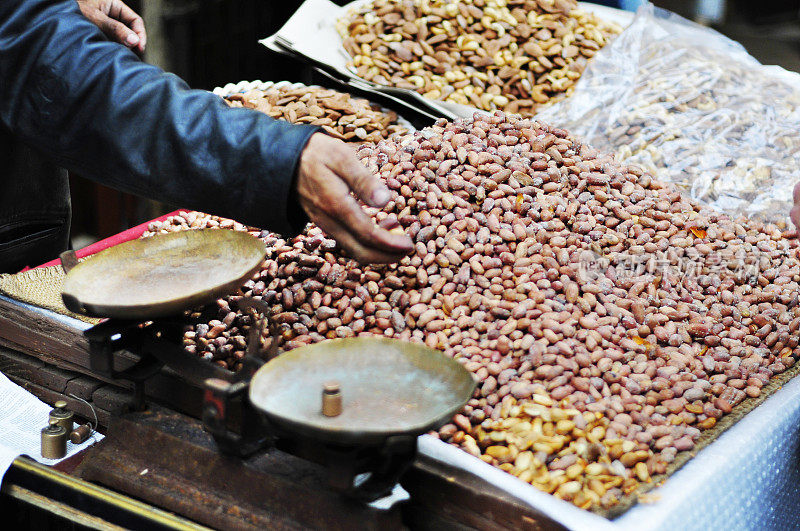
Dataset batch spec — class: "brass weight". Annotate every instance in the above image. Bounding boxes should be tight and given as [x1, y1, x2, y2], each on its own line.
[70, 423, 92, 444]
[322, 382, 342, 417]
[49, 400, 74, 433]
[41, 419, 67, 459]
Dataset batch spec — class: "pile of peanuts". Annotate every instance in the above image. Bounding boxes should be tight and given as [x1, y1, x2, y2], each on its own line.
[338, 0, 621, 115]
[225, 86, 408, 143]
[145, 112, 800, 511]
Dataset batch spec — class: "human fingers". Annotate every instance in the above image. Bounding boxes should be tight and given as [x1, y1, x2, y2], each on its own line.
[316, 134, 392, 209]
[92, 10, 141, 49]
[296, 135, 413, 257]
[304, 206, 409, 264]
[108, 0, 147, 52]
[298, 161, 412, 255]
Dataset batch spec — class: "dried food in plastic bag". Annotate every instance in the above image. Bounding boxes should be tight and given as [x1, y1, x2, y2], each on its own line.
[535, 2, 800, 223]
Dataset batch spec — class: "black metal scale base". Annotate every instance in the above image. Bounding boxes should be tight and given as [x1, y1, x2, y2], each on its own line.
[84, 314, 417, 504]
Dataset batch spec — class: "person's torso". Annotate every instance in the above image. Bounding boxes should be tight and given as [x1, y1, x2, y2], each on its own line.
[0, 125, 71, 273]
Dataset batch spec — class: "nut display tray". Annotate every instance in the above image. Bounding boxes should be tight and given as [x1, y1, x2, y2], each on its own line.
[260, 0, 633, 119]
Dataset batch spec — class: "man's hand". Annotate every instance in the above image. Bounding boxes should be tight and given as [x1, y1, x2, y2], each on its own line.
[77, 0, 146, 54]
[296, 133, 414, 264]
[792, 183, 800, 230]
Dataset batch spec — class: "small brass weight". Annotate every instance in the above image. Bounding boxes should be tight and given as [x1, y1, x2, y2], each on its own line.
[70, 423, 93, 444]
[41, 419, 67, 459]
[49, 400, 74, 433]
[322, 382, 342, 417]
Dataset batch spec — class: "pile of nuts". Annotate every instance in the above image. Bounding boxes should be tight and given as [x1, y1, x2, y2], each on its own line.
[452, 393, 657, 509]
[535, 20, 800, 223]
[225, 85, 408, 143]
[338, 0, 621, 115]
[146, 112, 800, 511]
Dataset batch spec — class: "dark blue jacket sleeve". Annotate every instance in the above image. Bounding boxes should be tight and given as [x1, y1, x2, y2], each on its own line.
[0, 0, 317, 235]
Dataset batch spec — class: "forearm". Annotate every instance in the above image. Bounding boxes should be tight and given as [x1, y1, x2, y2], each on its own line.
[0, 0, 316, 235]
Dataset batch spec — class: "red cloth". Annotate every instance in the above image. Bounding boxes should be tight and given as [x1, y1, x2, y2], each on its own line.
[30, 210, 186, 270]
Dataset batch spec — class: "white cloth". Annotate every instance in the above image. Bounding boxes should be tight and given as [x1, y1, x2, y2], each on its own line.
[0, 371, 102, 484]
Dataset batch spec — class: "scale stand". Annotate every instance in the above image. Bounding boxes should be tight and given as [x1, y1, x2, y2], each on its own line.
[202, 371, 417, 503]
[81, 295, 277, 451]
[84, 316, 235, 412]
[85, 319, 168, 412]
[201, 299, 416, 503]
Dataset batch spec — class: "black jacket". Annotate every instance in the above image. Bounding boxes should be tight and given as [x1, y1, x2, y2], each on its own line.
[0, 0, 317, 272]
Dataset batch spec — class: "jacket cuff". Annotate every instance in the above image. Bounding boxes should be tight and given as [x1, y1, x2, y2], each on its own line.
[249, 121, 319, 237]
[286, 171, 310, 237]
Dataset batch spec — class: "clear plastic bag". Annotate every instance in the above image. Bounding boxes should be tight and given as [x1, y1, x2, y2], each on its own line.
[535, 2, 800, 223]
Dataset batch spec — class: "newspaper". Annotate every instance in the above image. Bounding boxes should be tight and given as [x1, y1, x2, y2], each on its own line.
[0, 371, 102, 484]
